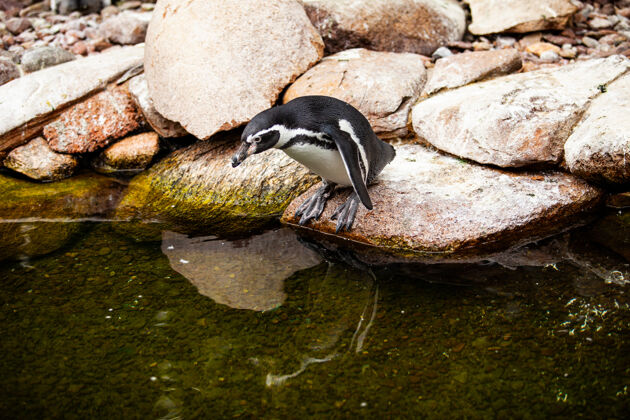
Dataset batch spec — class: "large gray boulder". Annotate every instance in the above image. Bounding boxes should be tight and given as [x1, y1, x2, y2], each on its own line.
[144, 0, 324, 140]
[564, 73, 630, 185]
[282, 144, 603, 262]
[412, 56, 630, 168]
[284, 48, 426, 138]
[116, 132, 320, 235]
[303, 0, 466, 55]
[0, 45, 144, 160]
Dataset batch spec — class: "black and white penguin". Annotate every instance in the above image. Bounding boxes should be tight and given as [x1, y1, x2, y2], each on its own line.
[231, 95, 396, 232]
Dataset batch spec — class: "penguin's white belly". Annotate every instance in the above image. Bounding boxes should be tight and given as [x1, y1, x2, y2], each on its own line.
[282, 144, 352, 186]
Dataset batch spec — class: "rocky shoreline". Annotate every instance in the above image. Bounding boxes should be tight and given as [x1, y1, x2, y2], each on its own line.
[1, 0, 629, 263]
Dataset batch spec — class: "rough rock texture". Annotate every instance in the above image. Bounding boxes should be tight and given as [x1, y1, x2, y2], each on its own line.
[303, 0, 466, 56]
[162, 229, 322, 311]
[282, 144, 603, 261]
[92, 131, 159, 174]
[0, 56, 20, 86]
[128, 74, 188, 138]
[20, 46, 76, 73]
[284, 48, 426, 138]
[564, 73, 630, 185]
[0, 45, 144, 160]
[4, 136, 79, 181]
[44, 83, 145, 154]
[412, 56, 630, 168]
[99, 11, 150, 45]
[467, 0, 578, 35]
[145, 0, 324, 139]
[116, 132, 320, 235]
[422, 49, 522, 96]
[0, 172, 125, 220]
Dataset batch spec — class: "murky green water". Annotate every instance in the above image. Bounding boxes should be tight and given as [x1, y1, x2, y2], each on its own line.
[1, 218, 629, 419]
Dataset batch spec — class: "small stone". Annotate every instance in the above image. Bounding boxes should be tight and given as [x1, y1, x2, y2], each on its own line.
[119, 1, 142, 10]
[582, 36, 600, 49]
[100, 5, 120, 20]
[98, 247, 111, 256]
[100, 12, 149, 45]
[558, 44, 577, 59]
[140, 3, 155, 12]
[4, 137, 79, 181]
[21, 46, 75, 72]
[539, 50, 560, 62]
[92, 132, 160, 174]
[525, 41, 561, 57]
[5, 17, 31, 35]
[589, 17, 614, 30]
[472, 41, 492, 51]
[0, 56, 19, 86]
[90, 37, 113, 52]
[495, 37, 516, 48]
[70, 40, 87, 55]
[432, 46, 453, 60]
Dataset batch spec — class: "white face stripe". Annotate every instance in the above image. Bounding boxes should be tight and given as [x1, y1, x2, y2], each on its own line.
[247, 124, 330, 148]
[339, 119, 369, 181]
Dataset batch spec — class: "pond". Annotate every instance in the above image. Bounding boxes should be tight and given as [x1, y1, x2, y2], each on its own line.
[1, 188, 629, 418]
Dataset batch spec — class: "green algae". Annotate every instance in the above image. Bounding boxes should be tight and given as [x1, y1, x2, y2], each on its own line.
[0, 222, 628, 418]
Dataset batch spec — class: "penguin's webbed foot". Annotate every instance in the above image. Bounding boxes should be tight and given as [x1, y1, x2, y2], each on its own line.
[331, 192, 360, 233]
[295, 182, 336, 226]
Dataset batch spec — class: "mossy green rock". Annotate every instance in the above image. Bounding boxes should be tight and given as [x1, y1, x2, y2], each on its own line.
[0, 172, 125, 220]
[115, 134, 319, 235]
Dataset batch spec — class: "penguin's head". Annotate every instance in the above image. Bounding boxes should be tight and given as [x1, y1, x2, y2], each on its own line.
[231, 111, 281, 168]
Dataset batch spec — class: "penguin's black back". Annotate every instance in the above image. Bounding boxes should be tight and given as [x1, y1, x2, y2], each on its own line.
[276, 96, 396, 181]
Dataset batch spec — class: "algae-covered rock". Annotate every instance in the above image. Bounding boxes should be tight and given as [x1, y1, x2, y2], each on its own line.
[116, 133, 320, 235]
[0, 172, 125, 220]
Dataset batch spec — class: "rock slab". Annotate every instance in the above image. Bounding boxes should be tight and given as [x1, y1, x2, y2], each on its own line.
[564, 73, 630, 185]
[44, 83, 145, 154]
[92, 131, 159, 174]
[303, 0, 466, 56]
[0, 45, 144, 160]
[4, 136, 79, 181]
[284, 48, 426, 138]
[128, 74, 188, 138]
[116, 132, 320, 235]
[145, 0, 324, 139]
[422, 49, 522, 96]
[467, 0, 578, 35]
[412, 56, 630, 168]
[282, 144, 603, 261]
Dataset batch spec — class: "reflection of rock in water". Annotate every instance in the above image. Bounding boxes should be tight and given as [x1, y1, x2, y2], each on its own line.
[0, 222, 83, 262]
[265, 263, 378, 386]
[161, 228, 323, 311]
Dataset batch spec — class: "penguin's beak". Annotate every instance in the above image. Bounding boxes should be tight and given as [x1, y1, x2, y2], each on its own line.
[231, 142, 251, 167]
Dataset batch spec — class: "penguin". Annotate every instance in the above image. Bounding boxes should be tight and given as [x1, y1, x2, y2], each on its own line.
[231, 95, 396, 233]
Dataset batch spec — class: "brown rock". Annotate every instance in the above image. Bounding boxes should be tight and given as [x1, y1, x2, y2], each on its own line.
[284, 48, 426, 138]
[0, 56, 19, 85]
[145, 0, 324, 140]
[4, 136, 79, 181]
[92, 131, 159, 174]
[468, 0, 577, 35]
[525, 42, 562, 57]
[282, 144, 603, 262]
[44, 83, 145, 154]
[5, 17, 30, 35]
[127, 74, 188, 138]
[422, 49, 522, 96]
[303, 0, 466, 56]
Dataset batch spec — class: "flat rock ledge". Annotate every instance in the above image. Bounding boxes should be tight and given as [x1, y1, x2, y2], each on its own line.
[412, 55, 630, 168]
[284, 48, 426, 138]
[116, 132, 320, 235]
[282, 144, 603, 262]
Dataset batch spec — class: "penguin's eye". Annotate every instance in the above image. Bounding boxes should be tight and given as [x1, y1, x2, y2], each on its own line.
[253, 136, 262, 143]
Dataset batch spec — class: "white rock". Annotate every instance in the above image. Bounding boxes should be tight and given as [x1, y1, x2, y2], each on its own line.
[564, 73, 630, 185]
[144, 0, 324, 139]
[412, 56, 630, 168]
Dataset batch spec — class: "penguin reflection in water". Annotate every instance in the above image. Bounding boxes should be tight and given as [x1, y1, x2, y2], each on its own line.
[231, 96, 395, 232]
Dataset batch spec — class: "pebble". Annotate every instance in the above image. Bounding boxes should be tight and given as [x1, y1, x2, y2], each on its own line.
[432, 46, 452, 60]
[539, 50, 560, 62]
[6, 17, 31, 35]
[582, 36, 600, 48]
[589, 17, 614, 30]
[495, 36, 516, 48]
[525, 41, 561, 57]
[472, 41, 492, 51]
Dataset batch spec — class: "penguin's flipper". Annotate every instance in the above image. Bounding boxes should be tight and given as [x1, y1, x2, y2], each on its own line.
[323, 125, 373, 210]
